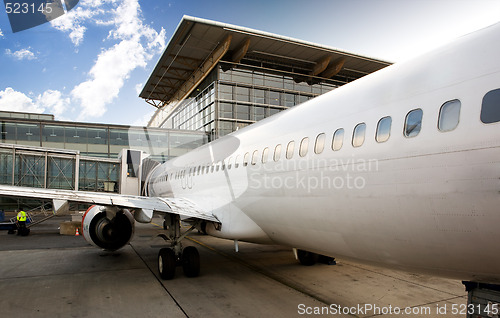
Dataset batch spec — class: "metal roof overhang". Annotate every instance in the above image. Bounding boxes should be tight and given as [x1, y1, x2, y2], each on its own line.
[139, 16, 392, 108]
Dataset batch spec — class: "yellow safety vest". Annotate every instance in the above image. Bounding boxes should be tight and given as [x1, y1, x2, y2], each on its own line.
[17, 211, 26, 222]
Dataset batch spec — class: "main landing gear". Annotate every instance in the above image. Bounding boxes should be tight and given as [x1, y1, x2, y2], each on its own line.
[157, 214, 200, 280]
[295, 249, 337, 266]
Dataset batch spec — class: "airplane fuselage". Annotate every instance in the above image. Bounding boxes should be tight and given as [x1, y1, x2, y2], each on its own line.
[147, 23, 500, 284]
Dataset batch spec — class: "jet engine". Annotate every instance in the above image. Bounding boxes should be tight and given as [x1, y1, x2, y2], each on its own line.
[82, 205, 135, 251]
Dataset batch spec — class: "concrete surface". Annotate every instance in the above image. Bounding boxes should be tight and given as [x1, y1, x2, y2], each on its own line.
[59, 221, 82, 235]
[0, 216, 467, 317]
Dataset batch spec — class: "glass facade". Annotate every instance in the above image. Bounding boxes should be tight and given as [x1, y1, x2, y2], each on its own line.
[0, 117, 207, 162]
[0, 111, 54, 121]
[0, 113, 208, 194]
[0, 147, 119, 193]
[166, 62, 338, 139]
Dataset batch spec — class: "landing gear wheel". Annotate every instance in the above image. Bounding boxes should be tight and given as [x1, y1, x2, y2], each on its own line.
[182, 246, 200, 277]
[297, 249, 318, 266]
[158, 248, 176, 280]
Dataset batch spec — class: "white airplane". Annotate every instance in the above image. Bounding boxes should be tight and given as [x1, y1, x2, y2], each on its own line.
[1, 22, 500, 293]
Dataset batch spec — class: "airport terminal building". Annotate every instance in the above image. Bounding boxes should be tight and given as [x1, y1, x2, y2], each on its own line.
[0, 111, 206, 196]
[0, 16, 390, 197]
[141, 16, 391, 140]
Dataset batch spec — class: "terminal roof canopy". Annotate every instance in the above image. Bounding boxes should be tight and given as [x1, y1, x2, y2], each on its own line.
[140, 15, 392, 107]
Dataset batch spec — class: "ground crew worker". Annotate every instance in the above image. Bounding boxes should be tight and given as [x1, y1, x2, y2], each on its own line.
[16, 210, 27, 235]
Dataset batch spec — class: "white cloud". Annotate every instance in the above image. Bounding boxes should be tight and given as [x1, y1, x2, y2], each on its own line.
[72, 39, 148, 118]
[11, 0, 169, 121]
[0, 88, 70, 119]
[0, 88, 44, 113]
[0, 29, 3, 37]
[50, 4, 103, 46]
[37, 90, 70, 118]
[135, 83, 143, 95]
[5, 48, 37, 60]
[131, 109, 154, 127]
[68, 0, 166, 120]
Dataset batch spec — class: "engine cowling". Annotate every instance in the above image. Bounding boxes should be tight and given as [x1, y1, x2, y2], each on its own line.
[82, 205, 135, 251]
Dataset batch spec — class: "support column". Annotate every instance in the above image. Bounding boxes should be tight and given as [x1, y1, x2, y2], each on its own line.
[74, 153, 80, 191]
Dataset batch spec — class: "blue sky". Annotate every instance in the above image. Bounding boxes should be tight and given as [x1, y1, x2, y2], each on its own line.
[0, 0, 499, 126]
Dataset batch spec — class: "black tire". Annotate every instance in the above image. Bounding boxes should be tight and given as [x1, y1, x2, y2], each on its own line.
[182, 246, 200, 277]
[158, 248, 176, 280]
[297, 249, 318, 266]
[318, 255, 336, 265]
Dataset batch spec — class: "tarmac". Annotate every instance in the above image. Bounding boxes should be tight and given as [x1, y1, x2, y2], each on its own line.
[0, 216, 467, 318]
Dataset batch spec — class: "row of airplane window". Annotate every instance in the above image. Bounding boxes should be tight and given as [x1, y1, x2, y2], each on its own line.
[154, 88, 500, 184]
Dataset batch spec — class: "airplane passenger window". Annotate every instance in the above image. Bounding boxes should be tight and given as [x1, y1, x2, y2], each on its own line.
[286, 141, 295, 159]
[227, 157, 232, 169]
[274, 144, 282, 161]
[251, 150, 259, 165]
[314, 133, 326, 154]
[235, 155, 240, 168]
[352, 123, 366, 147]
[332, 128, 344, 151]
[376, 116, 392, 143]
[299, 137, 309, 157]
[439, 100, 461, 131]
[243, 152, 250, 166]
[481, 89, 500, 123]
[404, 109, 423, 137]
[262, 147, 269, 163]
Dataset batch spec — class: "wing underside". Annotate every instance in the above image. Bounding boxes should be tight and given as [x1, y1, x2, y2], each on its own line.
[0, 185, 219, 223]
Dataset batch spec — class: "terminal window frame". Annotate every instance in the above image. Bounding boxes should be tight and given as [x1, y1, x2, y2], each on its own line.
[480, 88, 500, 124]
[438, 99, 461, 132]
[404, 108, 423, 138]
[376, 116, 392, 143]
[352, 123, 366, 148]
[332, 128, 344, 151]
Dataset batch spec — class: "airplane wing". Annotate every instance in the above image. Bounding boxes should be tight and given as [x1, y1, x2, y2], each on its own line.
[0, 185, 219, 223]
